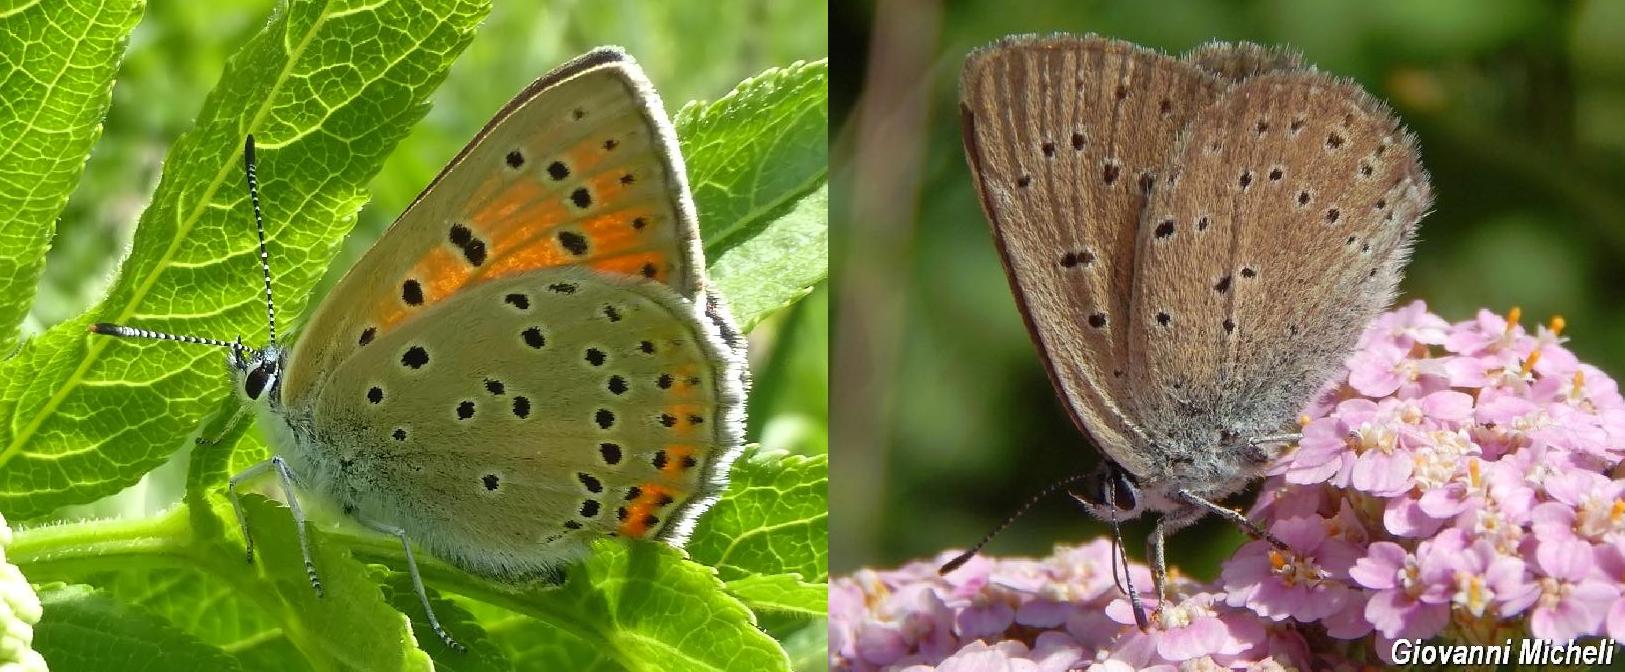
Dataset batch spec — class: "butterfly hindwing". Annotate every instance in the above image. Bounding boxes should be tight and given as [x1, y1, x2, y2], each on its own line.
[1126, 72, 1429, 447]
[309, 268, 742, 579]
[284, 48, 701, 406]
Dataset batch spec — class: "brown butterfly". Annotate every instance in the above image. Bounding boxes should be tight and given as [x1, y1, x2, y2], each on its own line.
[951, 34, 1429, 625]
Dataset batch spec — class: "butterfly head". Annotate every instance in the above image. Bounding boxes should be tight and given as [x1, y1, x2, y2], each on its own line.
[1070, 460, 1144, 521]
[229, 340, 285, 405]
[89, 135, 288, 408]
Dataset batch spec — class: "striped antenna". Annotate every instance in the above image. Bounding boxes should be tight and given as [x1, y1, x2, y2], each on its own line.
[244, 135, 277, 346]
[88, 323, 249, 354]
[938, 472, 1089, 574]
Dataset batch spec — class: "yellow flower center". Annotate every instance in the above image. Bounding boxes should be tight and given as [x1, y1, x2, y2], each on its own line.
[1454, 571, 1492, 617]
[1269, 550, 1325, 588]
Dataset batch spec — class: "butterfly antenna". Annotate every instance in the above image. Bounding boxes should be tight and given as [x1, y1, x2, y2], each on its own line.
[243, 135, 277, 346]
[88, 323, 250, 355]
[939, 473, 1089, 574]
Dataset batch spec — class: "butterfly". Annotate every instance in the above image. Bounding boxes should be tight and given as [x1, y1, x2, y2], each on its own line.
[952, 34, 1429, 625]
[91, 47, 748, 650]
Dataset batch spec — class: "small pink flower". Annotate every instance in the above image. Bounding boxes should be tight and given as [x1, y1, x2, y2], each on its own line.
[1348, 420, 1412, 496]
[1347, 341, 1410, 397]
[1274, 417, 1347, 485]
[864, 583, 958, 665]
[1594, 539, 1625, 643]
[1526, 537, 1620, 641]
[925, 640, 1040, 672]
[1443, 533, 1537, 618]
[1349, 540, 1452, 638]
[1103, 592, 1265, 662]
[953, 593, 1015, 639]
[1443, 308, 1519, 356]
[1044, 540, 1120, 601]
[1531, 471, 1625, 543]
[1221, 516, 1362, 623]
[1362, 300, 1450, 349]
[1382, 494, 1445, 538]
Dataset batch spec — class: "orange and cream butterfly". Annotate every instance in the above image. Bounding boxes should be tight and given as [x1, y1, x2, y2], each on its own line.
[90, 47, 747, 650]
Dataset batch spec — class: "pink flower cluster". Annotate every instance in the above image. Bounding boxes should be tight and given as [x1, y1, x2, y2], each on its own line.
[830, 303, 1625, 670]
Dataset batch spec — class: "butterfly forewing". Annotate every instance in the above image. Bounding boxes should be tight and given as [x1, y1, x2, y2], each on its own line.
[310, 268, 739, 579]
[284, 50, 701, 406]
[960, 35, 1225, 474]
[1182, 41, 1304, 83]
[1126, 72, 1429, 445]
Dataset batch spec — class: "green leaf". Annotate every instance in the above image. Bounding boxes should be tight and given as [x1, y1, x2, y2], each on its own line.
[779, 620, 829, 672]
[680, 59, 829, 329]
[372, 569, 509, 671]
[184, 391, 258, 537]
[747, 285, 829, 456]
[689, 449, 828, 583]
[470, 540, 788, 672]
[0, 0, 490, 520]
[84, 566, 309, 671]
[34, 583, 245, 671]
[0, 0, 145, 354]
[475, 602, 622, 672]
[723, 574, 826, 619]
[711, 186, 829, 332]
[240, 495, 432, 671]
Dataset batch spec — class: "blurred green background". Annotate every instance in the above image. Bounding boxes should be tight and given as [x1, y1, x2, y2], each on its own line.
[31, 0, 829, 517]
[830, 0, 1625, 578]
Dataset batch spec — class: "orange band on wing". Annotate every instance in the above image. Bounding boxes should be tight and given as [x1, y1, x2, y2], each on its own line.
[660, 444, 697, 476]
[482, 237, 573, 277]
[417, 247, 471, 300]
[666, 363, 703, 396]
[578, 207, 655, 255]
[589, 251, 667, 283]
[470, 178, 547, 230]
[661, 404, 709, 438]
[618, 482, 683, 537]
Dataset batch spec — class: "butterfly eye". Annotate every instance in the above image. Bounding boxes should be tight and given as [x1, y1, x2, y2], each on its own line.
[243, 363, 273, 400]
[1109, 472, 1139, 512]
[1076, 463, 1139, 512]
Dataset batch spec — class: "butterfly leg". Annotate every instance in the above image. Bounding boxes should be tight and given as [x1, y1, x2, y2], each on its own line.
[194, 403, 248, 447]
[1175, 490, 1290, 551]
[1145, 506, 1205, 613]
[1248, 433, 1301, 447]
[1146, 521, 1168, 611]
[228, 456, 324, 597]
[357, 517, 466, 652]
[227, 459, 274, 564]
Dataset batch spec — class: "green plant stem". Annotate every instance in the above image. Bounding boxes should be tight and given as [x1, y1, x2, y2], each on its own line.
[9, 502, 640, 669]
[13, 504, 348, 662]
[10, 506, 194, 576]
